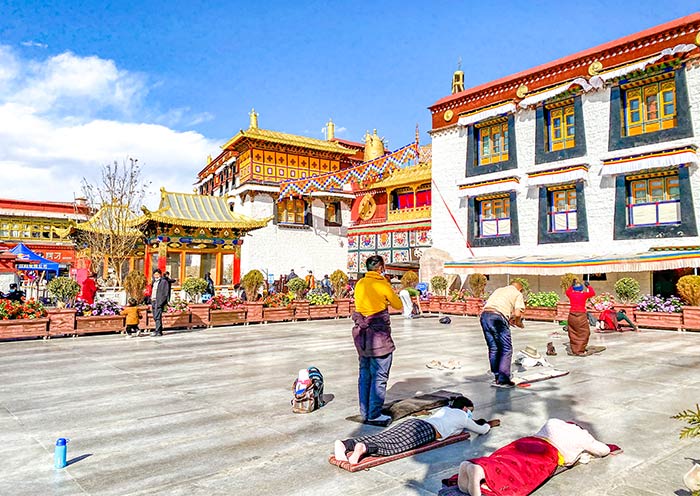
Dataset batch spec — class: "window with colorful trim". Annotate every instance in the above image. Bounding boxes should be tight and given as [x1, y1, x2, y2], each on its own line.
[546, 102, 575, 151]
[325, 201, 342, 226]
[415, 184, 431, 207]
[548, 186, 577, 232]
[277, 198, 308, 225]
[390, 187, 415, 210]
[477, 195, 511, 237]
[623, 76, 676, 137]
[477, 119, 509, 166]
[626, 172, 680, 226]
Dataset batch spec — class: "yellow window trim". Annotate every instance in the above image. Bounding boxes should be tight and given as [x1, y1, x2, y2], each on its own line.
[627, 169, 679, 180]
[620, 71, 674, 90]
[475, 192, 510, 201]
[474, 116, 508, 129]
[545, 97, 575, 110]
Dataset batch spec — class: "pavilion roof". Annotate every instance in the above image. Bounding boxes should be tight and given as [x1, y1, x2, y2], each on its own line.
[69, 203, 143, 236]
[138, 189, 271, 230]
[222, 127, 357, 155]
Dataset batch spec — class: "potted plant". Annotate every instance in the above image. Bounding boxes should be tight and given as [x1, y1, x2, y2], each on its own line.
[678, 275, 700, 330]
[330, 270, 352, 317]
[208, 294, 246, 327]
[466, 273, 487, 316]
[182, 277, 210, 328]
[307, 289, 337, 319]
[635, 294, 683, 330]
[46, 277, 80, 334]
[287, 277, 310, 320]
[556, 273, 577, 319]
[524, 291, 559, 321]
[587, 292, 618, 323]
[242, 269, 265, 323]
[0, 299, 49, 340]
[74, 299, 125, 336]
[123, 271, 147, 303]
[262, 292, 294, 322]
[430, 275, 448, 312]
[161, 296, 192, 329]
[441, 289, 468, 315]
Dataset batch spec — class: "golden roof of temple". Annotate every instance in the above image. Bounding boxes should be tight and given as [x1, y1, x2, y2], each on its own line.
[368, 145, 432, 189]
[138, 189, 271, 230]
[68, 203, 143, 236]
[222, 127, 357, 155]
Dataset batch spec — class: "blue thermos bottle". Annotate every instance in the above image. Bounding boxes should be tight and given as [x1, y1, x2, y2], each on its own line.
[54, 438, 68, 468]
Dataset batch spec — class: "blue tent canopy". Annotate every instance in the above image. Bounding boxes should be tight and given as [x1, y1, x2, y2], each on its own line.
[10, 243, 60, 274]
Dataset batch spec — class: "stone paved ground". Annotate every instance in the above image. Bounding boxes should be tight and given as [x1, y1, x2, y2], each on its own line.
[0, 315, 698, 495]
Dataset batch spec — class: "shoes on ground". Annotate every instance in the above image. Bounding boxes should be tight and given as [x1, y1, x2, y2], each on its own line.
[367, 414, 392, 423]
[546, 342, 557, 356]
[493, 380, 516, 388]
[426, 360, 442, 369]
[150, 331, 163, 337]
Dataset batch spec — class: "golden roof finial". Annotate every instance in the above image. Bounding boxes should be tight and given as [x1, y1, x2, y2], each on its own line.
[207, 154, 212, 164]
[452, 57, 465, 94]
[249, 108, 259, 129]
[326, 118, 335, 141]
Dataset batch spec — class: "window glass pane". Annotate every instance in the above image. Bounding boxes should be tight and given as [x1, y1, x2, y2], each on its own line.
[649, 179, 664, 201]
[645, 92, 658, 120]
[502, 126, 508, 153]
[481, 133, 490, 156]
[493, 132, 500, 153]
[666, 177, 680, 199]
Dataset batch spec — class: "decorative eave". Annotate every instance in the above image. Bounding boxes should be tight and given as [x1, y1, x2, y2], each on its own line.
[368, 162, 431, 190]
[429, 13, 700, 130]
[221, 128, 357, 155]
[71, 204, 143, 236]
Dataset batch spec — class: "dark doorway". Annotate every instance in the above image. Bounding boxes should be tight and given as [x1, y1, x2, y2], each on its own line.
[652, 269, 694, 297]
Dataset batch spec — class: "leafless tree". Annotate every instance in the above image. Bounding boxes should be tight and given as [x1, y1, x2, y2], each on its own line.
[75, 158, 150, 286]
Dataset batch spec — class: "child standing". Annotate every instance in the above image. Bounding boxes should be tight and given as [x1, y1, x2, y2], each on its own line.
[121, 298, 142, 337]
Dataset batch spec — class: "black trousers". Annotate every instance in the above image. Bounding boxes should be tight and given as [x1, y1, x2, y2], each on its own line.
[152, 304, 164, 334]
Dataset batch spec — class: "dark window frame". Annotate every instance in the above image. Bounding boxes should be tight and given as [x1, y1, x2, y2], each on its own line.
[466, 114, 518, 177]
[535, 95, 587, 164]
[467, 191, 520, 247]
[537, 181, 589, 244]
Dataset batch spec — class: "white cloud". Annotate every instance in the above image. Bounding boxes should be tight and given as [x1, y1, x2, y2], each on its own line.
[335, 126, 347, 135]
[0, 46, 219, 206]
[21, 41, 48, 49]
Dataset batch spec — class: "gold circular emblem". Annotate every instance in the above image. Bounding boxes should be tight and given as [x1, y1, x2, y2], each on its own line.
[443, 109, 454, 122]
[588, 60, 603, 76]
[358, 194, 377, 221]
[516, 84, 528, 98]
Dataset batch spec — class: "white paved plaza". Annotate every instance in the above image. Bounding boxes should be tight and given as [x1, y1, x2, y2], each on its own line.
[1, 315, 698, 495]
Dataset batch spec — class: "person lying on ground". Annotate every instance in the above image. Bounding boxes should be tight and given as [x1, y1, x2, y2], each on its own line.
[456, 418, 617, 496]
[597, 307, 639, 332]
[334, 395, 499, 465]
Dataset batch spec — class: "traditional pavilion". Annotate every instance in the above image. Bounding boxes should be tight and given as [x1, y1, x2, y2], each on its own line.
[346, 141, 432, 278]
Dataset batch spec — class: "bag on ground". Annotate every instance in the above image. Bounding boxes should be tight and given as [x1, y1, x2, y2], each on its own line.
[291, 366, 325, 414]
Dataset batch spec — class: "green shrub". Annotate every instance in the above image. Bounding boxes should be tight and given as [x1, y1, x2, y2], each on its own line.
[430, 275, 447, 296]
[330, 270, 349, 297]
[241, 270, 265, 301]
[560, 273, 577, 294]
[526, 291, 559, 308]
[468, 273, 487, 298]
[672, 404, 700, 440]
[287, 277, 308, 298]
[182, 277, 208, 302]
[47, 277, 80, 306]
[677, 275, 700, 306]
[307, 288, 334, 305]
[614, 277, 640, 304]
[511, 277, 530, 298]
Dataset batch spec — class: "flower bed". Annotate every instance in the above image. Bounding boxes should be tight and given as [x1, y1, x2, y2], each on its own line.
[163, 297, 191, 329]
[263, 293, 294, 322]
[307, 290, 337, 319]
[292, 300, 310, 320]
[465, 297, 484, 316]
[47, 308, 77, 336]
[73, 299, 125, 335]
[634, 295, 683, 330]
[189, 303, 211, 328]
[208, 295, 246, 327]
[335, 298, 352, 318]
[524, 292, 558, 321]
[682, 306, 700, 330]
[0, 299, 49, 340]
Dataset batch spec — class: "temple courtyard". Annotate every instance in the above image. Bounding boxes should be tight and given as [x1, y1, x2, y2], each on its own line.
[0, 315, 698, 495]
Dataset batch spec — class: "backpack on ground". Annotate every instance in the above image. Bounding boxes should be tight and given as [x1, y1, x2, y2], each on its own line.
[291, 366, 325, 414]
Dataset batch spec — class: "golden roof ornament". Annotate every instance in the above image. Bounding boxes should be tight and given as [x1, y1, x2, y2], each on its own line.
[451, 57, 465, 94]
[364, 129, 385, 161]
[588, 61, 603, 76]
[696, 32, 700, 45]
[207, 154, 212, 164]
[326, 118, 335, 141]
[249, 108, 259, 129]
[516, 84, 529, 98]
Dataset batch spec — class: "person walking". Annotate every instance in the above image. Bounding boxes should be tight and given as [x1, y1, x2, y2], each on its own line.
[305, 270, 316, 290]
[565, 279, 596, 356]
[351, 255, 403, 423]
[203, 272, 216, 300]
[79, 272, 98, 304]
[150, 269, 171, 337]
[321, 274, 332, 296]
[480, 281, 525, 388]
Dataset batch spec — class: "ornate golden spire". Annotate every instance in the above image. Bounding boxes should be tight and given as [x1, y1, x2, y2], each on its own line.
[451, 57, 464, 94]
[364, 129, 385, 161]
[326, 118, 335, 141]
[249, 108, 259, 129]
[207, 154, 212, 164]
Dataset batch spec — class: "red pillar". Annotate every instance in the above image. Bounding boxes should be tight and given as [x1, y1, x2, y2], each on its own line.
[144, 243, 151, 277]
[233, 243, 242, 284]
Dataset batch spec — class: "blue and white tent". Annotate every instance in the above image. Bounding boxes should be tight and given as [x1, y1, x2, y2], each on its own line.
[9, 243, 60, 274]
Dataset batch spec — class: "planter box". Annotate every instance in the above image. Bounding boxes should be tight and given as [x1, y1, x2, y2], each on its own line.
[139, 306, 153, 330]
[162, 312, 191, 330]
[292, 300, 310, 320]
[209, 309, 247, 327]
[349, 302, 355, 315]
[616, 304, 637, 323]
[47, 308, 76, 336]
[440, 301, 467, 316]
[189, 303, 210, 328]
[309, 304, 338, 320]
[263, 307, 295, 322]
[0, 318, 49, 340]
[429, 295, 446, 313]
[465, 297, 485, 316]
[75, 315, 125, 335]
[335, 298, 352, 317]
[244, 302, 264, 323]
[683, 306, 700, 330]
[634, 311, 683, 330]
[524, 306, 558, 322]
[555, 301, 570, 321]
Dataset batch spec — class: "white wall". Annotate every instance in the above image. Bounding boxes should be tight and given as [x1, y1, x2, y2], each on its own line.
[431, 62, 700, 273]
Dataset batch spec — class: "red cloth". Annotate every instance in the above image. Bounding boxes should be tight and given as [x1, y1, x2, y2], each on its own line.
[469, 437, 559, 496]
[80, 278, 97, 305]
[565, 285, 595, 313]
[598, 309, 617, 331]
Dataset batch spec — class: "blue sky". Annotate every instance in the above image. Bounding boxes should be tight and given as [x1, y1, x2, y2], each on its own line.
[0, 0, 698, 201]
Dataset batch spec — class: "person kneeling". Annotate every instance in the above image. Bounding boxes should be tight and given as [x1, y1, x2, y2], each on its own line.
[456, 418, 616, 496]
[334, 395, 499, 465]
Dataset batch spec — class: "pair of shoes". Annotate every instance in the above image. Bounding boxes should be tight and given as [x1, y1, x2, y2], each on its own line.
[150, 331, 163, 337]
[367, 414, 392, 423]
[546, 342, 557, 356]
[426, 360, 441, 369]
[493, 380, 516, 388]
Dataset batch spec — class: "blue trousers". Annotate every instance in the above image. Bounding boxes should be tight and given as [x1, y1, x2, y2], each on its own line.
[480, 311, 513, 383]
[358, 353, 392, 420]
